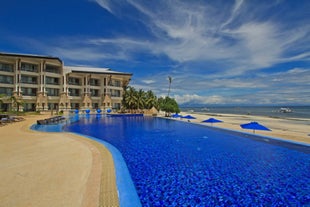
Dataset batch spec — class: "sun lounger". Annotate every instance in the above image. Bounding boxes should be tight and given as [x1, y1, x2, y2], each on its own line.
[1, 117, 13, 123]
[37, 116, 66, 125]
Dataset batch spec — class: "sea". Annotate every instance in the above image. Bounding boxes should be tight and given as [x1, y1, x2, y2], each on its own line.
[180, 106, 310, 119]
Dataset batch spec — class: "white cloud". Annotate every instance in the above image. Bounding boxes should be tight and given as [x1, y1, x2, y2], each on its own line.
[8, 0, 309, 105]
[140, 66, 310, 105]
[91, 0, 112, 13]
[88, 0, 309, 77]
[221, 0, 244, 29]
[60, 0, 310, 105]
[141, 79, 156, 84]
[230, 22, 282, 67]
[174, 94, 224, 105]
[23, 0, 308, 78]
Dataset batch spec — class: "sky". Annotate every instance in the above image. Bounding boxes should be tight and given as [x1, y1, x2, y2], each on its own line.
[1, 0, 309, 106]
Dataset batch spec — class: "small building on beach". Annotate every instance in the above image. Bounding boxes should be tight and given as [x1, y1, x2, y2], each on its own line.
[0, 52, 132, 112]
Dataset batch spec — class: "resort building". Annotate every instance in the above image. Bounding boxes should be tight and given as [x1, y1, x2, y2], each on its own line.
[0, 52, 132, 112]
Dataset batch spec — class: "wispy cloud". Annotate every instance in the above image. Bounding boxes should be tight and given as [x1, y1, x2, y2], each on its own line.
[3, 0, 308, 105]
[221, 0, 244, 29]
[133, 65, 310, 105]
[65, 0, 310, 105]
[91, 0, 308, 75]
[16, 0, 308, 75]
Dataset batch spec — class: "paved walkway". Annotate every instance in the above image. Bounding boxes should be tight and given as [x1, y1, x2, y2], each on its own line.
[0, 115, 119, 207]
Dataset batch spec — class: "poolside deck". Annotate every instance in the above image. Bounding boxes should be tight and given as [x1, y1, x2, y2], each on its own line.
[0, 115, 119, 207]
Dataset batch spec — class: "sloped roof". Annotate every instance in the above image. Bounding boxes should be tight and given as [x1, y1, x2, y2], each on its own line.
[64, 66, 132, 76]
[0, 52, 62, 63]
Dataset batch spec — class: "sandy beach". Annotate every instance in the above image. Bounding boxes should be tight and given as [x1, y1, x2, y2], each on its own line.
[0, 115, 119, 207]
[0, 113, 309, 207]
[178, 111, 310, 144]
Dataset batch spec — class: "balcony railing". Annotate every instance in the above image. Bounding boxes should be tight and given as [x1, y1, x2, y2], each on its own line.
[21, 81, 37, 84]
[46, 81, 60, 85]
[0, 68, 13, 72]
[45, 68, 60, 74]
[22, 92, 37, 96]
[21, 68, 38, 73]
[68, 81, 81, 85]
[0, 80, 14, 84]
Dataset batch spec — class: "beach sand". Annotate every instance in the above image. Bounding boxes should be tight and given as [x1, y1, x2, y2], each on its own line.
[0, 115, 119, 207]
[177, 112, 310, 144]
[0, 113, 309, 207]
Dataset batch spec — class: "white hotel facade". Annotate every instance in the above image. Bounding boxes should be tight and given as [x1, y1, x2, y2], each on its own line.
[0, 52, 132, 112]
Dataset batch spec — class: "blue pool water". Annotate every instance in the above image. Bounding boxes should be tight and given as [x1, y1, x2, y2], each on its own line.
[60, 115, 309, 206]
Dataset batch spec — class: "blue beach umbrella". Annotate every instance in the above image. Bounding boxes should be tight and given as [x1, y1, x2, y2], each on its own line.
[182, 115, 196, 120]
[171, 113, 182, 118]
[202, 118, 223, 126]
[240, 121, 271, 133]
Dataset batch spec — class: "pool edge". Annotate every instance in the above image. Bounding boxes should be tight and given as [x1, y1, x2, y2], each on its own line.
[30, 124, 142, 207]
[69, 133, 142, 207]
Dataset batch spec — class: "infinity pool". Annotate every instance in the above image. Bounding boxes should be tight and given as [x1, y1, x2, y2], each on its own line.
[53, 115, 309, 206]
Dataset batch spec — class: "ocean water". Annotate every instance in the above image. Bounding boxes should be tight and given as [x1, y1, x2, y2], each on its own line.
[180, 106, 310, 119]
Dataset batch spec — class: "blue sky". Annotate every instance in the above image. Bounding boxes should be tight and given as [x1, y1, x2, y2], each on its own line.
[1, 0, 309, 105]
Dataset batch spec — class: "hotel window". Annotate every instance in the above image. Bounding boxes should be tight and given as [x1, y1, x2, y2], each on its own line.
[0, 75, 14, 84]
[68, 77, 81, 85]
[23, 103, 36, 112]
[0, 62, 14, 72]
[113, 103, 121, 110]
[90, 89, 99, 97]
[21, 62, 38, 72]
[21, 75, 37, 84]
[0, 87, 13, 96]
[68, 88, 80, 96]
[46, 88, 59, 96]
[46, 76, 60, 85]
[111, 90, 121, 97]
[45, 64, 60, 74]
[89, 78, 100, 86]
[112, 80, 121, 87]
[21, 87, 37, 96]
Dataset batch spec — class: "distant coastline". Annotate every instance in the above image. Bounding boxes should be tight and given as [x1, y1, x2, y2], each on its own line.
[180, 105, 310, 119]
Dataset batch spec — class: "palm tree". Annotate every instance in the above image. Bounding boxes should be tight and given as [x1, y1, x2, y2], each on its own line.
[145, 90, 157, 109]
[10, 95, 24, 113]
[123, 86, 137, 112]
[0, 94, 5, 104]
[0, 94, 5, 111]
[167, 76, 172, 97]
[136, 89, 145, 110]
[122, 86, 179, 115]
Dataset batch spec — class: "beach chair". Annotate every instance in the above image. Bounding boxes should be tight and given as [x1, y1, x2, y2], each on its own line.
[0, 117, 12, 123]
[0, 119, 7, 126]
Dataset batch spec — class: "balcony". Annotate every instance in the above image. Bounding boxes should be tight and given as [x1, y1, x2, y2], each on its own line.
[21, 88, 37, 96]
[45, 66, 61, 74]
[0, 67, 13, 72]
[0, 80, 13, 84]
[68, 78, 81, 86]
[20, 74, 37, 85]
[0, 75, 14, 84]
[21, 63, 38, 73]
